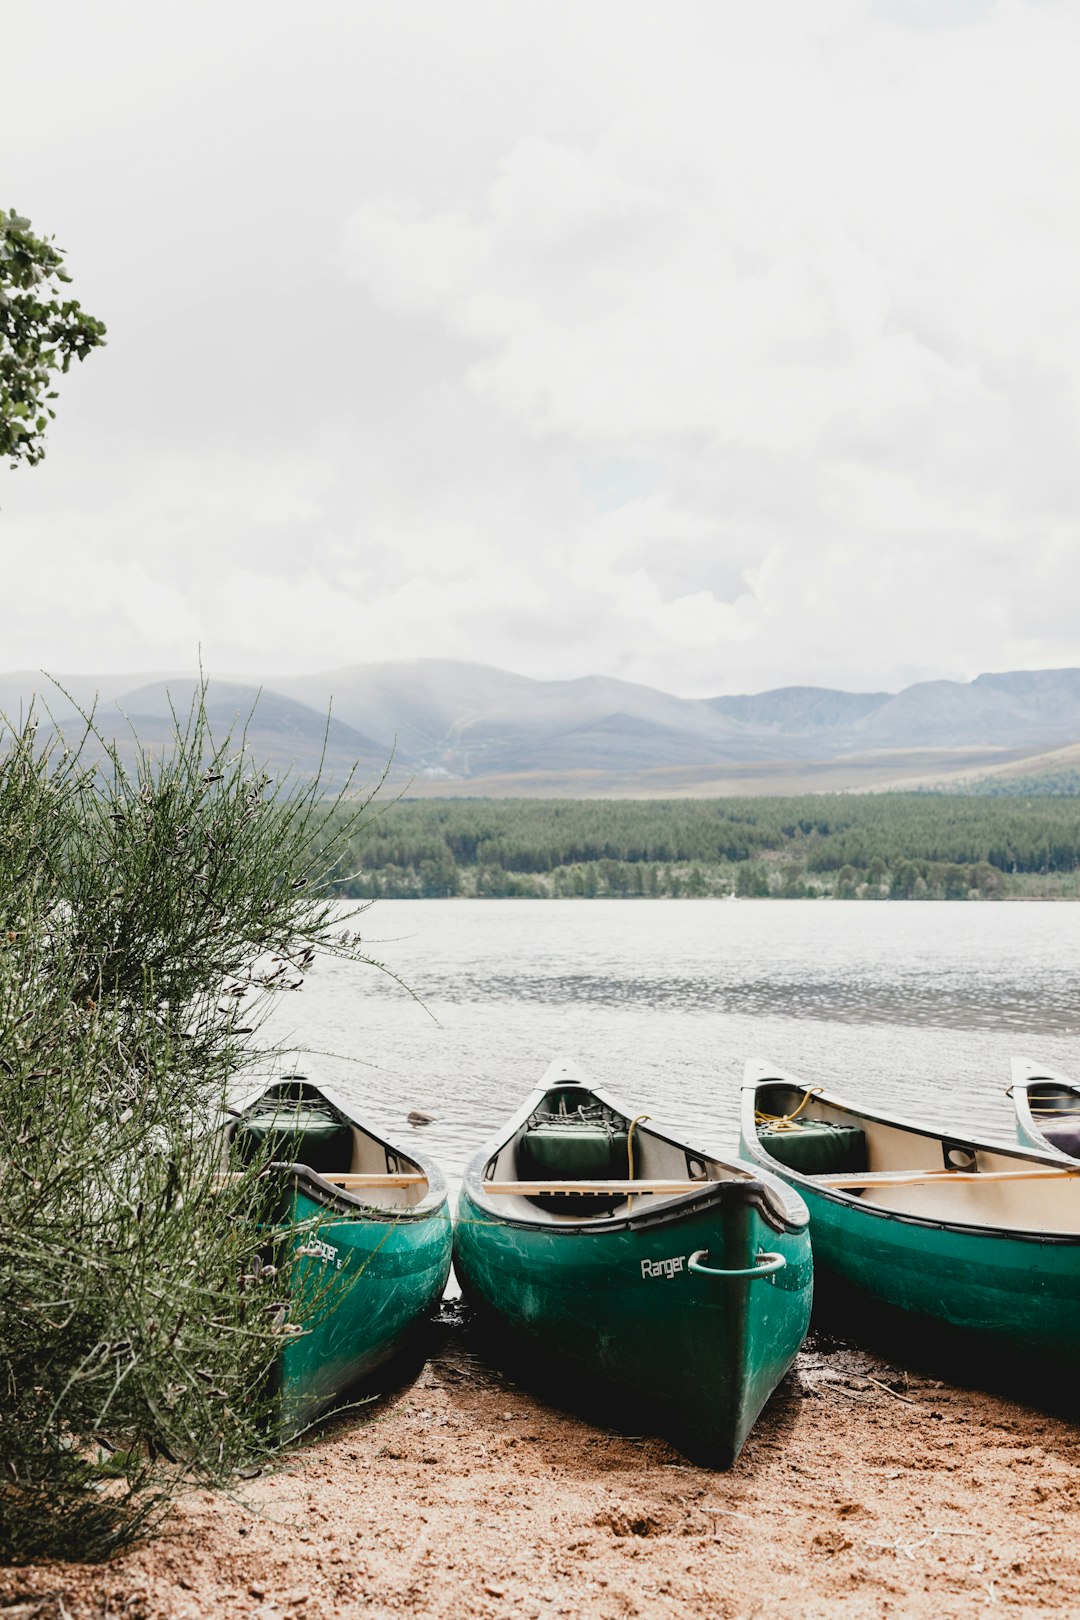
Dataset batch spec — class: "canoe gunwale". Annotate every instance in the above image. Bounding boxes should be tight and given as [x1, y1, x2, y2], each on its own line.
[462, 1168, 806, 1237]
[741, 1066, 1080, 1247]
[278, 1161, 450, 1222]
[746, 1083, 1043, 1163]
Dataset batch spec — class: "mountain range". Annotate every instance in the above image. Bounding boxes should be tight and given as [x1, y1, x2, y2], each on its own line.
[3, 661, 1079, 796]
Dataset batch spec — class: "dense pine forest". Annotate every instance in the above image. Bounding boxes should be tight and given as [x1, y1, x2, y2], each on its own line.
[326, 793, 1080, 900]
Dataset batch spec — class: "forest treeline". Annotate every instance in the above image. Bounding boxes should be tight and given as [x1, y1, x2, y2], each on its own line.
[960, 768, 1080, 797]
[327, 793, 1080, 900]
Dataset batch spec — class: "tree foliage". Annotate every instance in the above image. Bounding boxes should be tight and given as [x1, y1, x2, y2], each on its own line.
[0, 694, 382, 1562]
[327, 793, 1080, 900]
[1, 209, 106, 467]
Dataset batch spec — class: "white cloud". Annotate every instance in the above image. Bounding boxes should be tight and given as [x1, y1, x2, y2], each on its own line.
[3, 0, 1080, 697]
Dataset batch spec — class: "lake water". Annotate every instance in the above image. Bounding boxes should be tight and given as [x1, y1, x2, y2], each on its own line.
[259, 899, 1080, 1186]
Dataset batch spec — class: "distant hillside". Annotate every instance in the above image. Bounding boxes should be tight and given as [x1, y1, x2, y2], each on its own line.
[935, 738, 1080, 797]
[708, 686, 888, 730]
[4, 660, 1080, 796]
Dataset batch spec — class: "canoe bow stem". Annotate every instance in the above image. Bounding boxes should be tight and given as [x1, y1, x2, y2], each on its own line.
[687, 1251, 788, 1279]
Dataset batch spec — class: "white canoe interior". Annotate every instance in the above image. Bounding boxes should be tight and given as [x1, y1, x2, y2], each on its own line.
[477, 1074, 775, 1227]
[1010, 1059, 1080, 1158]
[749, 1075, 1080, 1235]
[224, 1084, 430, 1211]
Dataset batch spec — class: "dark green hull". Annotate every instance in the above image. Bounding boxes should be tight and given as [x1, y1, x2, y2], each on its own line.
[229, 1079, 453, 1434]
[763, 1175, 1080, 1363]
[455, 1103, 811, 1468]
[277, 1175, 452, 1432]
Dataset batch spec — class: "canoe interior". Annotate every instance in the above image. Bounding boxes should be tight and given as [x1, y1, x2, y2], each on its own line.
[1019, 1078, 1080, 1157]
[753, 1081, 1080, 1234]
[226, 1077, 431, 1212]
[481, 1082, 778, 1225]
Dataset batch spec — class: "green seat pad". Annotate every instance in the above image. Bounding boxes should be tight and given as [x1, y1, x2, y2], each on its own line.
[234, 1106, 352, 1175]
[519, 1122, 630, 1181]
[760, 1120, 867, 1175]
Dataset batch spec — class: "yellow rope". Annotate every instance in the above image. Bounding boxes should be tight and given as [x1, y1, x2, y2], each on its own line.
[626, 1114, 651, 1212]
[755, 1087, 823, 1131]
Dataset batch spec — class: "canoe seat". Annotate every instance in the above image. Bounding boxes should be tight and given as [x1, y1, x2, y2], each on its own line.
[517, 1113, 630, 1213]
[234, 1103, 353, 1175]
[760, 1120, 867, 1175]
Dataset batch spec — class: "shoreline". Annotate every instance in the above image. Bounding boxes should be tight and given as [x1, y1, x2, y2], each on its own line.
[336, 893, 1080, 901]
[5, 1318, 1079, 1619]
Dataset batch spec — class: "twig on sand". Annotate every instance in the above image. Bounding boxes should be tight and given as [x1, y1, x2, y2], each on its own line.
[814, 1379, 868, 1402]
[808, 1370, 916, 1405]
[867, 1525, 982, 1564]
[868, 1535, 929, 1562]
[860, 1373, 916, 1406]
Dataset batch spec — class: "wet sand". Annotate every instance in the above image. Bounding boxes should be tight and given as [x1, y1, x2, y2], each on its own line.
[4, 1319, 1080, 1620]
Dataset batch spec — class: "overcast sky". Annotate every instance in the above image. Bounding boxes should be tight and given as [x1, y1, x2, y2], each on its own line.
[3, 0, 1079, 697]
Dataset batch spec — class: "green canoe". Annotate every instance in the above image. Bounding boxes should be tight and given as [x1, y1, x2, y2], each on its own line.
[454, 1057, 812, 1467]
[740, 1061, 1080, 1372]
[1010, 1058, 1080, 1158]
[227, 1077, 453, 1432]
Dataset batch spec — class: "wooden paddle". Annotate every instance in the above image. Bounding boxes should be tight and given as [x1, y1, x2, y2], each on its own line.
[818, 1166, 1080, 1190]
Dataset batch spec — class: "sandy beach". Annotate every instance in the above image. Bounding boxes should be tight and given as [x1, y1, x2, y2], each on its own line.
[4, 1311, 1080, 1620]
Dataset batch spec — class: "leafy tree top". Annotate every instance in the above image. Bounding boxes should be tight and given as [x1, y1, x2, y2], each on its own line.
[0, 208, 106, 467]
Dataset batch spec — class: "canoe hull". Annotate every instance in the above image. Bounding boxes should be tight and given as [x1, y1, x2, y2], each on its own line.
[228, 1078, 454, 1434]
[765, 1175, 1080, 1365]
[277, 1179, 453, 1432]
[455, 1184, 811, 1467]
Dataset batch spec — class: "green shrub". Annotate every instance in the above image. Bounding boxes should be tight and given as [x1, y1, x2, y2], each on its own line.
[0, 694, 383, 1562]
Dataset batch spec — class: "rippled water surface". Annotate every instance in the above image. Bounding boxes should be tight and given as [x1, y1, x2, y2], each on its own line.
[260, 899, 1080, 1183]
